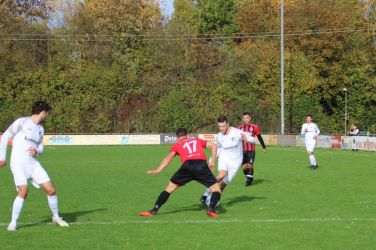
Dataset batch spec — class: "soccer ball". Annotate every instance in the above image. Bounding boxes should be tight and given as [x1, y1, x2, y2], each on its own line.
[205, 194, 220, 207]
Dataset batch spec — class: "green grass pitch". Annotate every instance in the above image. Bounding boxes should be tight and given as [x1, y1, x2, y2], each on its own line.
[0, 145, 375, 249]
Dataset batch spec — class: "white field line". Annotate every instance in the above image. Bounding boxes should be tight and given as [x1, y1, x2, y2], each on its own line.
[1, 217, 375, 226]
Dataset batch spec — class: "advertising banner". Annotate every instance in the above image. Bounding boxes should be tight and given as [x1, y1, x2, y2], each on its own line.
[45, 134, 160, 145]
[296, 135, 305, 147]
[160, 133, 199, 144]
[278, 135, 297, 146]
[342, 136, 376, 151]
[198, 134, 216, 143]
[121, 135, 160, 145]
[40, 134, 375, 150]
[331, 135, 341, 148]
[317, 136, 331, 148]
[160, 134, 177, 144]
[263, 135, 278, 146]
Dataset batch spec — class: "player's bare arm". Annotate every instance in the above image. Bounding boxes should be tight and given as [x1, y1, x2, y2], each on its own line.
[147, 151, 176, 175]
[206, 142, 217, 170]
[0, 160, 6, 168]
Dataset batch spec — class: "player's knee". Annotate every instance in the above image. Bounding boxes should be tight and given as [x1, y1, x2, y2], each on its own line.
[46, 187, 56, 196]
[216, 172, 227, 182]
[165, 182, 179, 193]
[18, 187, 28, 198]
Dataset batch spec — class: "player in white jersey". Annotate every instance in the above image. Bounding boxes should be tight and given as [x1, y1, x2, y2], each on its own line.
[0, 101, 69, 231]
[201, 115, 256, 204]
[301, 114, 320, 170]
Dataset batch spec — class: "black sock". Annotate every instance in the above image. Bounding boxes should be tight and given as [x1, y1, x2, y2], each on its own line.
[152, 191, 170, 212]
[209, 192, 221, 210]
[243, 168, 253, 177]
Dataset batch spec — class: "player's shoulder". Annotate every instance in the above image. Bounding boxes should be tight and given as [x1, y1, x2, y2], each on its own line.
[232, 127, 244, 136]
[251, 123, 261, 130]
[231, 127, 241, 132]
[15, 116, 29, 122]
[12, 116, 30, 126]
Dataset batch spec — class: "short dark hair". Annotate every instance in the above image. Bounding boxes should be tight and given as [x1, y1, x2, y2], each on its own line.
[176, 128, 188, 137]
[242, 112, 251, 116]
[306, 114, 313, 118]
[32, 101, 51, 115]
[217, 115, 228, 123]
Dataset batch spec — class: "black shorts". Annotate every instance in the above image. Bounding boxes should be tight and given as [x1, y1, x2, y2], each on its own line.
[170, 160, 217, 188]
[242, 151, 256, 165]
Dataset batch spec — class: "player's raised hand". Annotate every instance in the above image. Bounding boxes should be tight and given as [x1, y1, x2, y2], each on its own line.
[240, 133, 248, 141]
[147, 169, 160, 175]
[27, 147, 37, 156]
[0, 160, 6, 168]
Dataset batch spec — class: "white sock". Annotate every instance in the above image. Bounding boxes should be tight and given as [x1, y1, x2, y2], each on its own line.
[47, 195, 59, 218]
[11, 196, 24, 225]
[309, 155, 317, 166]
[203, 188, 212, 197]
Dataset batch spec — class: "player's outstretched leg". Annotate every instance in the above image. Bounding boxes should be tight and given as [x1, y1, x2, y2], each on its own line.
[41, 182, 69, 227]
[49, 195, 69, 227]
[206, 183, 221, 218]
[140, 182, 178, 217]
[139, 190, 171, 217]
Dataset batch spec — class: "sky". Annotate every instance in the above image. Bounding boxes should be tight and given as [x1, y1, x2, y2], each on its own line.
[159, 0, 175, 17]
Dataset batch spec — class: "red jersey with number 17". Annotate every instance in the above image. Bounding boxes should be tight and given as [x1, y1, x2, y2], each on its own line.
[170, 137, 207, 164]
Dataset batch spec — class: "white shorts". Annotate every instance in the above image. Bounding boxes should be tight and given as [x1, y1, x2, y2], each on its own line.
[10, 161, 50, 189]
[305, 140, 316, 152]
[218, 158, 242, 184]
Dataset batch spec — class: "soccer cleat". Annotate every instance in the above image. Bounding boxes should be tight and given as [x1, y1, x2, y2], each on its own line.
[7, 223, 17, 231]
[245, 176, 253, 186]
[200, 196, 207, 206]
[139, 210, 157, 217]
[206, 207, 218, 218]
[52, 217, 69, 227]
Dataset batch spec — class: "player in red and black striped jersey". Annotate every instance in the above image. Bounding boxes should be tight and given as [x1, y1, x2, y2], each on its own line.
[237, 112, 267, 186]
[139, 128, 221, 218]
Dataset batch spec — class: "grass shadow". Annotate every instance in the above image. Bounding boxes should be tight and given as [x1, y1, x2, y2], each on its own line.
[159, 195, 266, 215]
[221, 195, 267, 207]
[19, 208, 107, 229]
[249, 178, 271, 186]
